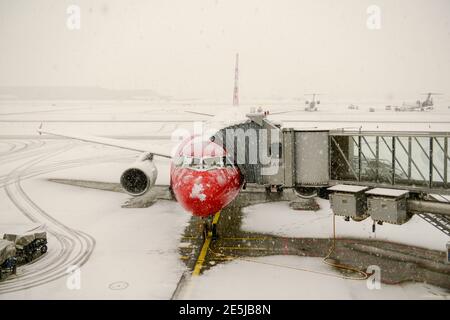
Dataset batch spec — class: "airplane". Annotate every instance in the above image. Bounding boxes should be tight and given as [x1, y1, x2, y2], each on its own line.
[395, 92, 442, 112]
[304, 93, 321, 112]
[265, 93, 323, 114]
[37, 54, 255, 239]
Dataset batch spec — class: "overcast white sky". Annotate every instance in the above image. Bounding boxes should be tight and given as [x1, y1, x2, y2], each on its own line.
[0, 0, 449, 100]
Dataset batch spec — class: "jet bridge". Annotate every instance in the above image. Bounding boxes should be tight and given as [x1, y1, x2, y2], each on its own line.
[215, 112, 450, 195]
[214, 111, 450, 233]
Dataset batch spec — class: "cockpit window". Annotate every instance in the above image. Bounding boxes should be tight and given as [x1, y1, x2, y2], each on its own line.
[223, 156, 235, 167]
[181, 156, 202, 169]
[173, 156, 184, 167]
[175, 155, 233, 170]
[173, 156, 202, 169]
[181, 157, 191, 167]
[192, 157, 201, 167]
[202, 157, 223, 168]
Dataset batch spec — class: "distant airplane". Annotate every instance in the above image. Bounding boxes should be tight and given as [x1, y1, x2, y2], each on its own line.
[397, 92, 442, 112]
[348, 104, 359, 110]
[304, 93, 322, 112]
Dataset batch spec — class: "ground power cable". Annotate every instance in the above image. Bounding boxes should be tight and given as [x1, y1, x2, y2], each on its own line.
[207, 210, 369, 281]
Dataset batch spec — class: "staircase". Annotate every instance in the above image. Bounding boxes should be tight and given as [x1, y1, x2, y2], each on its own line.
[418, 213, 450, 236]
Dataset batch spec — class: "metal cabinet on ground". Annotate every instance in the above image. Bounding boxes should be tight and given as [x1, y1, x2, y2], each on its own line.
[365, 188, 410, 225]
[327, 184, 369, 221]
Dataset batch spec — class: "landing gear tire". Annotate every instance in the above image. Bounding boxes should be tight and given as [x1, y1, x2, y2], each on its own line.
[201, 221, 209, 241]
[211, 224, 218, 240]
[201, 218, 218, 241]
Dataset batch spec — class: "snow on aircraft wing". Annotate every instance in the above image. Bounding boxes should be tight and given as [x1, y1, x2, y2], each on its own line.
[37, 125, 173, 159]
[268, 109, 301, 115]
[184, 110, 214, 117]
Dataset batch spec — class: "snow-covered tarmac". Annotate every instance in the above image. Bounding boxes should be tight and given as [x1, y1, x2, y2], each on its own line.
[0, 101, 449, 299]
[0, 141, 189, 299]
[181, 256, 449, 299]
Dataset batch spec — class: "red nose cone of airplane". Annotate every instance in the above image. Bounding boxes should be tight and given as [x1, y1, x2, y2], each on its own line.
[171, 167, 242, 217]
[170, 137, 242, 217]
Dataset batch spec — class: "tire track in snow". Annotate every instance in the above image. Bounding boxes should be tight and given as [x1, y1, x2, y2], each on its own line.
[0, 141, 129, 293]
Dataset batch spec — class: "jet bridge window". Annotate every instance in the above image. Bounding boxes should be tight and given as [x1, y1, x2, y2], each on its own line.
[270, 142, 282, 158]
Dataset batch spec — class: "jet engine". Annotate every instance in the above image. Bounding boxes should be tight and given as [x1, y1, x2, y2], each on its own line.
[120, 155, 158, 196]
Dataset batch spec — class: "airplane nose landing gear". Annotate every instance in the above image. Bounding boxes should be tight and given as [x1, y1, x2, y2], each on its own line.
[211, 223, 218, 240]
[200, 214, 219, 241]
[201, 219, 209, 241]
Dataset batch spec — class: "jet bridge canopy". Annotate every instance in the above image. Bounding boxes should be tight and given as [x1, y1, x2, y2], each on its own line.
[329, 130, 450, 195]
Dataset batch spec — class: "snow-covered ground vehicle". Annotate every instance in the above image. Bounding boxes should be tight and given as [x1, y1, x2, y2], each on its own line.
[0, 239, 17, 280]
[3, 232, 47, 263]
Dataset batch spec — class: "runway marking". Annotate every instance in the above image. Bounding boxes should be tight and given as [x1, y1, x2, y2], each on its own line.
[221, 237, 269, 241]
[212, 212, 220, 224]
[182, 236, 268, 241]
[192, 236, 212, 276]
[215, 246, 268, 251]
[192, 211, 220, 276]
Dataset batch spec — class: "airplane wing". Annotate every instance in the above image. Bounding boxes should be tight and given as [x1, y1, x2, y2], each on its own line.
[269, 109, 300, 115]
[184, 110, 215, 117]
[37, 125, 173, 159]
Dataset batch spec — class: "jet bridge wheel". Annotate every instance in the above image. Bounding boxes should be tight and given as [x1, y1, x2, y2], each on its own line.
[265, 185, 283, 194]
[294, 187, 318, 199]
